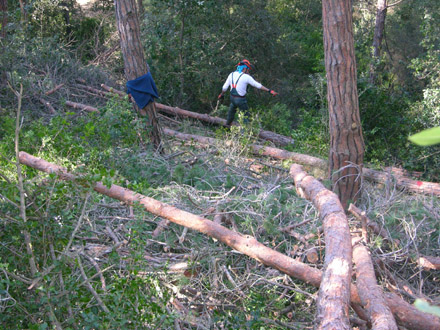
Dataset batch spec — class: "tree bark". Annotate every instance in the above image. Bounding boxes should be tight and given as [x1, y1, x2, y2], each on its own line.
[114, 0, 162, 152]
[19, 0, 26, 23]
[322, 0, 365, 209]
[18, 151, 440, 330]
[352, 242, 398, 330]
[290, 164, 352, 330]
[370, 0, 387, 84]
[0, 0, 7, 39]
[156, 103, 295, 146]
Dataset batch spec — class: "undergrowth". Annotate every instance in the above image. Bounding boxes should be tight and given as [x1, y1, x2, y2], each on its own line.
[1, 94, 439, 329]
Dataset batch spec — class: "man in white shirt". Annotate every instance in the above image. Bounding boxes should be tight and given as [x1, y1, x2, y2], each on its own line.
[218, 59, 278, 126]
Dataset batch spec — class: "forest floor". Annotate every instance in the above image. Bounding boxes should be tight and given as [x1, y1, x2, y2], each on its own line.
[1, 78, 439, 329]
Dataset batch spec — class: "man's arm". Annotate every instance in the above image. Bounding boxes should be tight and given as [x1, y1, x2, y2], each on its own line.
[247, 75, 278, 96]
[260, 85, 278, 96]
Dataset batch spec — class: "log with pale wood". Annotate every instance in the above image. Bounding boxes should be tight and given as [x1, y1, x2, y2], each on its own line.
[352, 241, 398, 330]
[18, 151, 440, 330]
[163, 128, 440, 196]
[155, 103, 296, 147]
[65, 101, 99, 113]
[163, 128, 327, 168]
[290, 164, 352, 330]
[417, 255, 440, 271]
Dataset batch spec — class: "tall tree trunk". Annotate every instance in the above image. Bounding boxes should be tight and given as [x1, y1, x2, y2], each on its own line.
[137, 0, 144, 18]
[114, 0, 162, 152]
[19, 0, 26, 23]
[370, 0, 387, 84]
[0, 0, 7, 38]
[322, 0, 364, 209]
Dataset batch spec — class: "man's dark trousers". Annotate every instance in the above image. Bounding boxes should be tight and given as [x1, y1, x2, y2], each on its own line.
[226, 95, 250, 126]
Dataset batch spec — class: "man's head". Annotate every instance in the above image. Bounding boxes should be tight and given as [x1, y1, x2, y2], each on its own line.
[237, 59, 255, 73]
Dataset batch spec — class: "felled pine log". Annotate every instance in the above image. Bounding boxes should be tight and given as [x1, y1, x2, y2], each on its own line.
[65, 101, 99, 113]
[290, 164, 352, 330]
[155, 103, 295, 147]
[163, 128, 326, 168]
[352, 241, 398, 330]
[163, 128, 440, 196]
[18, 151, 440, 330]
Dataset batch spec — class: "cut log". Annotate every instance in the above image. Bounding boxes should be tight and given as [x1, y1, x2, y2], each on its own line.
[155, 103, 295, 147]
[163, 128, 440, 196]
[45, 83, 64, 96]
[417, 255, 440, 270]
[75, 84, 113, 98]
[163, 128, 326, 168]
[363, 167, 440, 197]
[18, 151, 440, 330]
[290, 164, 352, 330]
[38, 98, 56, 114]
[101, 84, 126, 97]
[65, 101, 99, 113]
[352, 241, 398, 330]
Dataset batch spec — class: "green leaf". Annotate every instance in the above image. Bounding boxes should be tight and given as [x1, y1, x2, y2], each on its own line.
[414, 299, 440, 317]
[408, 127, 440, 146]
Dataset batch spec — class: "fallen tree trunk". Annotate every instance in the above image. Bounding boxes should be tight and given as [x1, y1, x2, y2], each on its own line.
[163, 128, 440, 196]
[352, 241, 398, 330]
[18, 151, 440, 330]
[154, 103, 296, 147]
[65, 101, 99, 113]
[163, 128, 327, 168]
[290, 164, 352, 330]
[363, 167, 440, 196]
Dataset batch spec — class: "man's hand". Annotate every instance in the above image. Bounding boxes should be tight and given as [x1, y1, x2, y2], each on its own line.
[218, 93, 224, 100]
[269, 89, 278, 96]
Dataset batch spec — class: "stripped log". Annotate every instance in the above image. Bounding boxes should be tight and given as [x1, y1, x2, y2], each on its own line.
[18, 151, 440, 330]
[352, 241, 398, 330]
[154, 103, 296, 147]
[363, 167, 440, 197]
[290, 164, 352, 330]
[101, 84, 126, 97]
[38, 98, 56, 114]
[75, 84, 113, 98]
[45, 83, 64, 96]
[417, 255, 440, 270]
[163, 128, 326, 168]
[163, 128, 440, 196]
[65, 101, 99, 113]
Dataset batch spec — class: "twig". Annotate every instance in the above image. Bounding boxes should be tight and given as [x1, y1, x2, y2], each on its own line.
[80, 253, 107, 292]
[10, 82, 38, 276]
[105, 225, 120, 244]
[280, 217, 315, 232]
[221, 265, 246, 298]
[64, 194, 90, 254]
[77, 255, 110, 313]
[178, 227, 188, 244]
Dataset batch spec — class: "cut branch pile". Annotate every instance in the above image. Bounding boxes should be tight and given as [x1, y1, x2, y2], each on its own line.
[18, 151, 440, 330]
